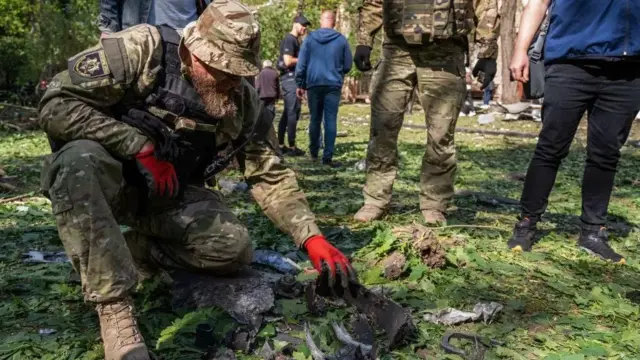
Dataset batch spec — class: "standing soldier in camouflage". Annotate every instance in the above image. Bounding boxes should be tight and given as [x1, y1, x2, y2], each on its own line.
[352, 0, 500, 224]
[38, 1, 355, 359]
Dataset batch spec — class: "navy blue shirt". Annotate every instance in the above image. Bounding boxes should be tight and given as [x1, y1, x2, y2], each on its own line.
[545, 0, 640, 64]
[148, 0, 198, 30]
[279, 34, 300, 74]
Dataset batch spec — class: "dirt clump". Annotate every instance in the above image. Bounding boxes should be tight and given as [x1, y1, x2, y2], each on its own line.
[393, 223, 446, 269]
[381, 251, 406, 280]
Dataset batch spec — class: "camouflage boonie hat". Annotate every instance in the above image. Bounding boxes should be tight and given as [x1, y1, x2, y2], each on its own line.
[181, 0, 261, 76]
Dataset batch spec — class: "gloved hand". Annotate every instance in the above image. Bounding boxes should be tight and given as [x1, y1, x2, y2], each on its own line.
[354, 45, 373, 72]
[305, 235, 357, 296]
[472, 58, 497, 90]
[135, 143, 179, 198]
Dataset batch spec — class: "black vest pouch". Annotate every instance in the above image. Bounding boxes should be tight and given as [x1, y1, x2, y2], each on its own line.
[135, 25, 222, 192]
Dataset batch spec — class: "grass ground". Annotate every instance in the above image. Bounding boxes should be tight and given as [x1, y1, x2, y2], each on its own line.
[1, 103, 639, 360]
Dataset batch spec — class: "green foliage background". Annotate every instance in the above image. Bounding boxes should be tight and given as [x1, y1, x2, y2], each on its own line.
[0, 0, 378, 90]
[0, 0, 100, 89]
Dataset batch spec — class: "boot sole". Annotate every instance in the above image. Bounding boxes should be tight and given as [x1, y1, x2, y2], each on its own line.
[353, 211, 385, 222]
[120, 346, 150, 360]
[353, 215, 384, 222]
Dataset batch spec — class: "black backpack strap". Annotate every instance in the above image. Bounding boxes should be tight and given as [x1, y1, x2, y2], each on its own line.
[155, 25, 182, 79]
[146, 25, 211, 121]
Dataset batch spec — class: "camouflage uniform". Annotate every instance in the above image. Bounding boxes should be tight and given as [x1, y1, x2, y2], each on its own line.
[39, 1, 321, 304]
[356, 0, 500, 215]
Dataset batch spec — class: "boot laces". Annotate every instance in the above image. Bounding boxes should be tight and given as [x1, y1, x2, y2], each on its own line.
[100, 302, 143, 346]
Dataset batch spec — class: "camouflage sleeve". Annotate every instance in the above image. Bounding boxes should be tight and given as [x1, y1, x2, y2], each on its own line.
[356, 0, 383, 48]
[237, 81, 321, 248]
[38, 24, 164, 158]
[473, 0, 500, 59]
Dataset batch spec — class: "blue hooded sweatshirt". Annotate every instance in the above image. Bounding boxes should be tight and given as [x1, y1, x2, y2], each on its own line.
[544, 0, 640, 64]
[295, 28, 352, 90]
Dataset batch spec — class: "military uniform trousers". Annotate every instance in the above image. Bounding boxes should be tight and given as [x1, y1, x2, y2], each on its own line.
[40, 139, 253, 303]
[363, 40, 467, 212]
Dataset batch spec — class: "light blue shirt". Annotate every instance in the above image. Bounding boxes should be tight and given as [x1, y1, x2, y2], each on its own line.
[148, 0, 198, 30]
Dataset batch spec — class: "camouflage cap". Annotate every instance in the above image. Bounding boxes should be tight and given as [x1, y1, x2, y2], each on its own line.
[181, 0, 261, 77]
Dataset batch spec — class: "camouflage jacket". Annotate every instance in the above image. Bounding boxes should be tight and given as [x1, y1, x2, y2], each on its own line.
[38, 24, 321, 247]
[356, 0, 500, 59]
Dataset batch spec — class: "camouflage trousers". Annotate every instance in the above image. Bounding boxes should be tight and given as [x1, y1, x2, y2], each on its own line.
[40, 140, 253, 303]
[363, 40, 467, 212]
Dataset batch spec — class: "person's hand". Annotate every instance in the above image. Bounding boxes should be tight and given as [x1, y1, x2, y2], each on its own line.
[472, 58, 497, 90]
[135, 143, 179, 198]
[354, 45, 372, 72]
[296, 88, 306, 100]
[305, 235, 357, 295]
[509, 49, 530, 83]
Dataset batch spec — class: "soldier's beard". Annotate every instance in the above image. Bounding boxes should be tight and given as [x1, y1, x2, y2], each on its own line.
[190, 71, 238, 120]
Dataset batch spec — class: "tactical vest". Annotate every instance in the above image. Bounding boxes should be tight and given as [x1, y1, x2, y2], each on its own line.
[137, 25, 265, 186]
[144, 26, 218, 133]
[134, 25, 224, 186]
[384, 0, 474, 45]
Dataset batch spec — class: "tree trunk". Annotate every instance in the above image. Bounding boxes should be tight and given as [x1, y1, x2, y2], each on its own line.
[336, 2, 351, 36]
[296, 0, 305, 15]
[499, 0, 519, 104]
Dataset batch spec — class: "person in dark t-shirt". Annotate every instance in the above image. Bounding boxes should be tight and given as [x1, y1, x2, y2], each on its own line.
[276, 15, 310, 156]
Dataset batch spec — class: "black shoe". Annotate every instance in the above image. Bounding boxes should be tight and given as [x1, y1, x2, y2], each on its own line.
[507, 217, 537, 252]
[322, 159, 342, 168]
[578, 227, 626, 264]
[287, 147, 305, 157]
[279, 146, 290, 155]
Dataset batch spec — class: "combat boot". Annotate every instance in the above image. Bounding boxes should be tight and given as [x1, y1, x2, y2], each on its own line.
[97, 297, 150, 360]
[422, 210, 446, 225]
[353, 204, 386, 222]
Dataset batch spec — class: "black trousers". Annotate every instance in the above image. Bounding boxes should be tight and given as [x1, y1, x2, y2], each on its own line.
[520, 61, 640, 230]
[261, 97, 276, 115]
[278, 74, 301, 147]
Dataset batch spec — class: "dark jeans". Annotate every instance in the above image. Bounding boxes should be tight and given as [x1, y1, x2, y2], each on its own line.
[483, 82, 493, 105]
[307, 86, 341, 161]
[520, 61, 640, 230]
[278, 74, 301, 147]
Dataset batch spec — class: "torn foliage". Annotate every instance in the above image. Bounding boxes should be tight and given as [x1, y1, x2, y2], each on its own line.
[393, 224, 446, 269]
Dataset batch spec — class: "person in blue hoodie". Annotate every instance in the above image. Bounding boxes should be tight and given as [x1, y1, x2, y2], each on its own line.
[295, 10, 352, 168]
[508, 0, 640, 264]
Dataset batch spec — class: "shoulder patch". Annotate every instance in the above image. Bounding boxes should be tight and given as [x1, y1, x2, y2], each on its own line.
[102, 37, 129, 84]
[68, 49, 112, 84]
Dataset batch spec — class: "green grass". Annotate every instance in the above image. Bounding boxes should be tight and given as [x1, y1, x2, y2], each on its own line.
[1, 104, 640, 359]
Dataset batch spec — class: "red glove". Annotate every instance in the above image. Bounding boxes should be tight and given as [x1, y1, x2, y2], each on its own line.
[305, 235, 357, 294]
[135, 143, 179, 198]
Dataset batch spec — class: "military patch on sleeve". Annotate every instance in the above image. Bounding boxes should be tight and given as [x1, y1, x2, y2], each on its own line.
[68, 49, 112, 84]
